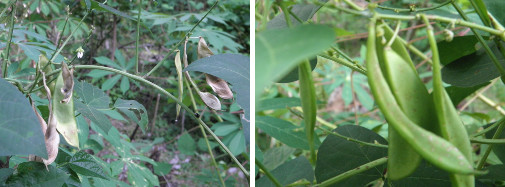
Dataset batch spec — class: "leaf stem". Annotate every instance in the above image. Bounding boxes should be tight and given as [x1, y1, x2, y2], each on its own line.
[2, 1, 15, 78]
[477, 116, 505, 169]
[317, 126, 388, 148]
[256, 158, 282, 187]
[377, 0, 451, 13]
[143, 0, 219, 77]
[316, 157, 388, 187]
[319, 54, 366, 74]
[135, 0, 142, 74]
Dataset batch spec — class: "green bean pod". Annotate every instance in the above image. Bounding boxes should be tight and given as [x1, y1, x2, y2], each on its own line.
[366, 18, 474, 175]
[298, 59, 317, 163]
[423, 15, 474, 187]
[376, 22, 438, 180]
[52, 63, 79, 148]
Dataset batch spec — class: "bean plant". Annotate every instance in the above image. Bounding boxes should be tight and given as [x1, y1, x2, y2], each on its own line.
[0, 0, 249, 186]
[256, 0, 505, 186]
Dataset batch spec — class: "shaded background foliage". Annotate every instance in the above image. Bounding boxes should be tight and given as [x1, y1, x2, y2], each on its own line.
[0, 0, 249, 186]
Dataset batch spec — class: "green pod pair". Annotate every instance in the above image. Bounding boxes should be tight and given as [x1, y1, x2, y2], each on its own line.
[366, 18, 475, 175]
[424, 18, 474, 187]
[375, 22, 437, 180]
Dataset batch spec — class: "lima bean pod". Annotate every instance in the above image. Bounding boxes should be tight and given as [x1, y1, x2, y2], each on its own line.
[366, 18, 475, 175]
[52, 62, 79, 148]
[423, 15, 474, 187]
[375, 22, 438, 180]
[298, 59, 317, 163]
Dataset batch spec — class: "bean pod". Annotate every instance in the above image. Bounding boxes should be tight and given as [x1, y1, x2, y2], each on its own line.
[52, 62, 79, 148]
[366, 18, 475, 175]
[375, 22, 438, 180]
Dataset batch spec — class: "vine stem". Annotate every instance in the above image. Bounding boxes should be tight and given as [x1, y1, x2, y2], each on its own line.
[256, 158, 282, 187]
[451, 2, 505, 84]
[477, 118, 505, 169]
[316, 157, 388, 187]
[66, 65, 249, 177]
[2, 1, 16, 78]
[143, 0, 219, 77]
[135, 0, 142, 74]
[319, 54, 366, 74]
[377, 0, 451, 13]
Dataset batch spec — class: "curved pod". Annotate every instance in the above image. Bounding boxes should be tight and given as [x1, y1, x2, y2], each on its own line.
[52, 63, 79, 148]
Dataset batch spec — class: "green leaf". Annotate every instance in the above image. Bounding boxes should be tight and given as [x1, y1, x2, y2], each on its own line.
[257, 157, 314, 187]
[114, 49, 126, 68]
[184, 54, 250, 121]
[5, 162, 69, 186]
[256, 24, 335, 97]
[388, 161, 451, 186]
[262, 145, 296, 171]
[256, 116, 320, 150]
[90, 0, 135, 21]
[0, 168, 14, 185]
[445, 83, 489, 106]
[213, 124, 240, 136]
[438, 36, 479, 66]
[277, 58, 317, 83]
[197, 138, 218, 152]
[69, 151, 107, 179]
[74, 81, 112, 133]
[120, 76, 130, 94]
[94, 56, 122, 69]
[76, 115, 90, 149]
[86, 69, 113, 79]
[441, 43, 505, 87]
[479, 164, 505, 181]
[485, 0, 505, 26]
[154, 162, 172, 176]
[315, 125, 387, 185]
[255, 145, 263, 176]
[266, 0, 329, 29]
[126, 162, 159, 186]
[113, 99, 148, 133]
[85, 0, 91, 10]
[257, 97, 301, 111]
[102, 74, 121, 90]
[0, 78, 47, 158]
[178, 132, 196, 155]
[485, 123, 505, 163]
[228, 130, 246, 156]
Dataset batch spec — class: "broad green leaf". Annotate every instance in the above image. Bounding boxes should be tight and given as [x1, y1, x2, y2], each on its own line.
[101, 74, 121, 90]
[197, 138, 218, 151]
[120, 76, 129, 95]
[257, 97, 301, 111]
[0, 168, 14, 185]
[213, 124, 240, 136]
[257, 157, 314, 187]
[277, 58, 317, 83]
[445, 83, 489, 106]
[315, 125, 387, 185]
[0, 78, 47, 158]
[262, 145, 296, 171]
[388, 161, 451, 186]
[126, 162, 159, 186]
[442, 43, 505, 87]
[438, 36, 479, 66]
[485, 123, 505, 163]
[256, 116, 320, 150]
[255, 145, 263, 176]
[94, 56, 122, 70]
[485, 0, 505, 26]
[86, 69, 113, 79]
[256, 24, 334, 97]
[90, 0, 135, 21]
[178, 132, 196, 155]
[266, 0, 329, 29]
[74, 81, 112, 133]
[85, 0, 91, 10]
[184, 54, 250, 120]
[478, 164, 505, 181]
[69, 151, 107, 179]
[114, 99, 148, 133]
[4, 162, 69, 186]
[154, 162, 172, 176]
[114, 49, 126, 68]
[228, 130, 246, 156]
